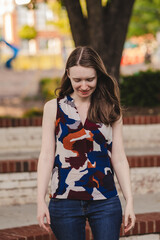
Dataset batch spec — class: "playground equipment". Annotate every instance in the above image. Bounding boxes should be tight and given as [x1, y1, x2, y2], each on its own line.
[0, 38, 19, 69]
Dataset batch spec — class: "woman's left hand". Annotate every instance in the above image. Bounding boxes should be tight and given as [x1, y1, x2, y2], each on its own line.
[124, 201, 136, 233]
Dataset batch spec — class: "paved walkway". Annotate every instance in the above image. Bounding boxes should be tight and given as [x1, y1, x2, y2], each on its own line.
[0, 193, 160, 230]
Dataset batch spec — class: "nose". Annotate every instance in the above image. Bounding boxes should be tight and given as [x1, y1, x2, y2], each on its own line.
[81, 80, 88, 90]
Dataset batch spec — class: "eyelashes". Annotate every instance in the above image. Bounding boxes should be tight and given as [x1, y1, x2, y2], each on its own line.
[73, 78, 95, 83]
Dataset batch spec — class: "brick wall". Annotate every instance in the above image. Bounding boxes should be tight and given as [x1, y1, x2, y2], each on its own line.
[0, 115, 160, 128]
[0, 155, 160, 173]
[0, 124, 160, 160]
[0, 212, 159, 240]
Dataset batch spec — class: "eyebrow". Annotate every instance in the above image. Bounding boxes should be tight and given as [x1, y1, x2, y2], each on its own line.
[72, 76, 96, 80]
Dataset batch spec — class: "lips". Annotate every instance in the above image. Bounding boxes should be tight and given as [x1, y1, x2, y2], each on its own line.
[79, 90, 90, 94]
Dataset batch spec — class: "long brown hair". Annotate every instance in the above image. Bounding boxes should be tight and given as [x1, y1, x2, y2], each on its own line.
[56, 46, 122, 125]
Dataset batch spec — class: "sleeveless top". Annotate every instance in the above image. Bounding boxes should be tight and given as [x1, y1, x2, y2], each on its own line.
[50, 95, 118, 200]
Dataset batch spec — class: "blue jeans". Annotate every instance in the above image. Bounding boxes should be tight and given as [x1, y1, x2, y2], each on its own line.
[48, 195, 122, 240]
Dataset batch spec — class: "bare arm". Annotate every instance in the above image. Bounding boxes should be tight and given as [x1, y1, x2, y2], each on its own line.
[111, 116, 136, 232]
[37, 99, 57, 232]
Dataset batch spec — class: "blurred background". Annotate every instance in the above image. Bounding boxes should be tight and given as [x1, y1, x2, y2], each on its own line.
[0, 0, 160, 239]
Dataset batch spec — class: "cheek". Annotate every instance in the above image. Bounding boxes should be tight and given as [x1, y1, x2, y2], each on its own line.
[91, 80, 97, 88]
[71, 82, 80, 89]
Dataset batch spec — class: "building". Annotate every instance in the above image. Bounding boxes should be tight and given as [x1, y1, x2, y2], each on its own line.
[0, 0, 64, 55]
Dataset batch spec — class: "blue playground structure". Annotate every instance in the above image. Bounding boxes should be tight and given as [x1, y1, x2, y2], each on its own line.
[0, 38, 19, 69]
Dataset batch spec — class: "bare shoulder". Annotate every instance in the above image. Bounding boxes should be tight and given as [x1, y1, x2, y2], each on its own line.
[44, 98, 57, 109]
[43, 98, 57, 120]
[112, 115, 123, 128]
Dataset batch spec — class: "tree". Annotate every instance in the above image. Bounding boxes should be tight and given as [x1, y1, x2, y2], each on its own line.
[127, 0, 160, 37]
[18, 25, 37, 40]
[24, 0, 135, 80]
[47, 1, 70, 35]
[61, 0, 135, 80]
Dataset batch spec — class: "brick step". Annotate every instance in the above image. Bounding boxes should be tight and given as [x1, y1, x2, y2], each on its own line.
[0, 212, 159, 240]
[0, 155, 160, 173]
[0, 115, 160, 128]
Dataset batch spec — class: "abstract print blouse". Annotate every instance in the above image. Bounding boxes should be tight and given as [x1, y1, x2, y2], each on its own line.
[50, 95, 118, 200]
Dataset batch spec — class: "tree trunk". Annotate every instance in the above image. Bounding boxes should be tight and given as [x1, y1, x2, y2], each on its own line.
[63, 0, 135, 81]
[63, 0, 89, 46]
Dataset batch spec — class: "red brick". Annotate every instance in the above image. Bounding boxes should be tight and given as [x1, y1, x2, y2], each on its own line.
[2, 162, 8, 173]
[155, 219, 160, 232]
[134, 116, 140, 124]
[140, 116, 146, 124]
[153, 156, 157, 167]
[140, 156, 145, 167]
[157, 115, 160, 123]
[42, 234, 50, 240]
[9, 161, 16, 172]
[30, 160, 37, 172]
[138, 156, 143, 167]
[130, 117, 135, 124]
[123, 117, 128, 124]
[20, 118, 30, 127]
[146, 156, 151, 167]
[4, 118, 11, 127]
[31, 117, 42, 126]
[147, 116, 152, 124]
[50, 234, 56, 240]
[157, 156, 160, 167]
[2, 115, 160, 128]
[132, 221, 139, 235]
[127, 228, 133, 236]
[50, 232, 57, 240]
[0, 162, 2, 173]
[0, 214, 159, 240]
[0, 233, 15, 240]
[16, 161, 22, 172]
[1, 118, 7, 127]
[139, 221, 147, 234]
[136, 156, 140, 166]
[152, 116, 157, 123]
[35, 235, 43, 240]
[147, 220, 154, 233]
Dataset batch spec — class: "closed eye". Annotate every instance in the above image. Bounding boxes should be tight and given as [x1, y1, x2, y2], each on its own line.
[87, 77, 95, 82]
[73, 78, 81, 82]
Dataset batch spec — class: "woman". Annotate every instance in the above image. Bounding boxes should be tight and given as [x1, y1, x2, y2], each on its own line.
[37, 46, 136, 240]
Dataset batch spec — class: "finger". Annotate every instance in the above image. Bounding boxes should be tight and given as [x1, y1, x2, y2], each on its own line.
[124, 222, 132, 233]
[131, 215, 136, 228]
[46, 209, 51, 225]
[41, 222, 50, 232]
[39, 216, 45, 228]
[124, 213, 129, 227]
[124, 216, 136, 233]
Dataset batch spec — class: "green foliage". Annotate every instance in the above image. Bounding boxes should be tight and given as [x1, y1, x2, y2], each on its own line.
[120, 70, 160, 107]
[23, 108, 43, 117]
[47, 1, 71, 34]
[128, 0, 160, 37]
[18, 25, 37, 40]
[40, 77, 61, 100]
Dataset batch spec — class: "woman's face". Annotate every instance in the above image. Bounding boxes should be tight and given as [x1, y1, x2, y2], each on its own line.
[68, 65, 97, 98]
